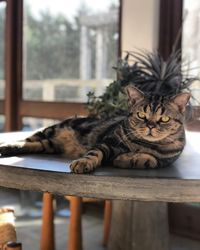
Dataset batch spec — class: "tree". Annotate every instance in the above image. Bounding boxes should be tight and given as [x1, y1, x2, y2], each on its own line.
[24, 3, 119, 81]
[24, 6, 80, 80]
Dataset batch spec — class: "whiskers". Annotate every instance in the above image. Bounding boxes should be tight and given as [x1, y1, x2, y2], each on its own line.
[117, 127, 135, 146]
[165, 135, 185, 143]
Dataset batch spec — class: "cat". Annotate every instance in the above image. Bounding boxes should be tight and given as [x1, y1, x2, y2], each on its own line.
[0, 86, 190, 173]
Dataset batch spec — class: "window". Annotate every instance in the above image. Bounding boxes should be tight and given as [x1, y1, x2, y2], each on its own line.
[0, 0, 121, 131]
[23, 117, 59, 131]
[182, 0, 200, 107]
[164, 0, 200, 241]
[23, 0, 120, 105]
[182, 0, 200, 131]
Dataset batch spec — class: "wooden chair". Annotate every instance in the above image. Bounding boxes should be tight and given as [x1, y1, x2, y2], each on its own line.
[0, 208, 22, 250]
[40, 193, 112, 250]
[102, 200, 112, 247]
[40, 193, 55, 250]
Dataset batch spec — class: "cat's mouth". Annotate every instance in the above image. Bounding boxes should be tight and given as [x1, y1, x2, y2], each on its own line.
[147, 129, 153, 136]
[135, 127, 167, 142]
[145, 127, 155, 137]
[143, 128, 167, 142]
[144, 134, 161, 142]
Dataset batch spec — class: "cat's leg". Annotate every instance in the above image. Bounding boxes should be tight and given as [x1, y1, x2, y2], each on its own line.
[113, 152, 158, 169]
[0, 127, 63, 156]
[0, 126, 87, 158]
[0, 139, 62, 156]
[70, 144, 110, 173]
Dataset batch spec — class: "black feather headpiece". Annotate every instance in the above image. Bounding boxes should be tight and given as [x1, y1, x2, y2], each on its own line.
[115, 50, 196, 96]
[87, 50, 197, 118]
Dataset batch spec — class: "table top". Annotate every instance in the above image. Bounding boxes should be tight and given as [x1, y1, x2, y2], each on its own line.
[0, 131, 199, 202]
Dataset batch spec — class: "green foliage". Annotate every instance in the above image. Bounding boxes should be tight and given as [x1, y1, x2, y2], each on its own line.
[24, 6, 80, 80]
[87, 79, 129, 118]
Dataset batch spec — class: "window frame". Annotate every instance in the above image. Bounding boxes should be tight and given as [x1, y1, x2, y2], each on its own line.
[159, 0, 200, 240]
[158, 0, 183, 59]
[2, 0, 122, 131]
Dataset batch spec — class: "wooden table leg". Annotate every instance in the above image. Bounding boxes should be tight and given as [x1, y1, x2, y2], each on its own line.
[67, 196, 82, 250]
[102, 200, 112, 247]
[40, 192, 55, 250]
[108, 200, 169, 250]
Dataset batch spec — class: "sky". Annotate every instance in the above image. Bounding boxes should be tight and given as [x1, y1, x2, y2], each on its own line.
[184, 0, 200, 10]
[26, 0, 119, 20]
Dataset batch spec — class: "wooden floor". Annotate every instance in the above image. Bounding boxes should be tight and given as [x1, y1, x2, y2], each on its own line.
[0, 188, 200, 250]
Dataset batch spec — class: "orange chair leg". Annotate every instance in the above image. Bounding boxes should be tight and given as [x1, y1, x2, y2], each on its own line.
[102, 200, 112, 247]
[40, 192, 55, 250]
[67, 196, 82, 250]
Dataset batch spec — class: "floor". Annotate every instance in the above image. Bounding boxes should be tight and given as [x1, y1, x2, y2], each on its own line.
[0, 187, 200, 250]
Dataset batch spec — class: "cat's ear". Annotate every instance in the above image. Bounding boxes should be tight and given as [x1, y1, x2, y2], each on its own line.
[170, 92, 191, 113]
[126, 86, 144, 105]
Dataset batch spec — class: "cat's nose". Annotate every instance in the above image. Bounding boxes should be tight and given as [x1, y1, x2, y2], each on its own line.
[147, 122, 156, 129]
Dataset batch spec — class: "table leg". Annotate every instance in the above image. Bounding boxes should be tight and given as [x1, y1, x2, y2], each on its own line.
[67, 196, 82, 250]
[40, 192, 55, 250]
[108, 200, 169, 250]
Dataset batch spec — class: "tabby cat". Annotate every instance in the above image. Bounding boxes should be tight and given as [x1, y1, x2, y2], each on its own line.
[0, 86, 190, 173]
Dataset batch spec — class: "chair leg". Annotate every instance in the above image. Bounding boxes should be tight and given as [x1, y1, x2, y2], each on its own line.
[102, 200, 112, 247]
[40, 192, 55, 250]
[67, 196, 82, 250]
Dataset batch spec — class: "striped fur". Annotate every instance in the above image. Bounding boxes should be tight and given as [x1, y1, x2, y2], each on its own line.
[0, 87, 190, 173]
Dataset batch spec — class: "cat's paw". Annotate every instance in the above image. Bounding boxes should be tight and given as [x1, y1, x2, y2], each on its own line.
[0, 145, 18, 156]
[131, 153, 158, 169]
[113, 152, 158, 169]
[70, 158, 95, 174]
[0, 143, 24, 156]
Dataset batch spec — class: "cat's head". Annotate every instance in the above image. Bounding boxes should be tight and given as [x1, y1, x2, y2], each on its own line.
[126, 86, 190, 142]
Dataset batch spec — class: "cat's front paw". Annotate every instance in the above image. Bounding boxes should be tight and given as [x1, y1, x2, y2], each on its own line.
[131, 153, 158, 169]
[70, 158, 95, 174]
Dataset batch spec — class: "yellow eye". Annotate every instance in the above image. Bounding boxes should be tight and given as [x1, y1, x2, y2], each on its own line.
[137, 112, 146, 119]
[161, 115, 170, 123]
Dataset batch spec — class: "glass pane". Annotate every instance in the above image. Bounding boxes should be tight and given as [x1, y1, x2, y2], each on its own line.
[183, 1, 200, 132]
[182, 1, 200, 106]
[23, 0, 120, 102]
[0, 115, 5, 132]
[0, 2, 6, 100]
[22, 117, 59, 131]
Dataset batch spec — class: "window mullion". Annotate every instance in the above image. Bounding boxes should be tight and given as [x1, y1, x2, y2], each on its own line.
[5, 0, 23, 131]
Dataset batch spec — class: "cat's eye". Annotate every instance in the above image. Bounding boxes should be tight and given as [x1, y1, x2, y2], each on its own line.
[161, 115, 170, 123]
[137, 112, 146, 119]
